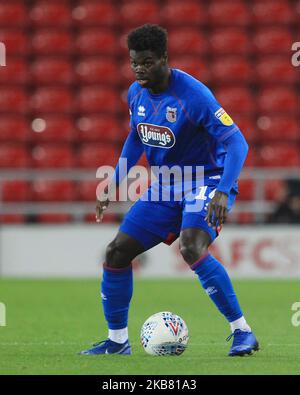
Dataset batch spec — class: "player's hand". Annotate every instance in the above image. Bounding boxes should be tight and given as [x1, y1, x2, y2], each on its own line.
[95, 197, 110, 223]
[205, 190, 228, 229]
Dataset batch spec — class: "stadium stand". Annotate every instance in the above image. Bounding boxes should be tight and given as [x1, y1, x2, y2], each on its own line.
[0, 0, 299, 225]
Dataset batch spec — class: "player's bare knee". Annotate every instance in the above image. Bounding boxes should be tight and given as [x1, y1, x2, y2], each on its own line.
[180, 242, 208, 266]
[105, 240, 131, 268]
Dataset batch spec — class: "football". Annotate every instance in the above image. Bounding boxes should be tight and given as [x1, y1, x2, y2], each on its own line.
[140, 311, 189, 356]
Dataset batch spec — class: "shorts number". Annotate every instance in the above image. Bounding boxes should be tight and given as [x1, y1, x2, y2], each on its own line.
[195, 186, 216, 201]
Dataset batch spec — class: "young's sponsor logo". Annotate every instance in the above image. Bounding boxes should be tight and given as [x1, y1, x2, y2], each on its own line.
[137, 123, 176, 148]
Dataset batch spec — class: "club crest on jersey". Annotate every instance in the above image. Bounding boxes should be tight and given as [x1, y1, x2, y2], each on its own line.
[166, 106, 177, 123]
[137, 123, 176, 148]
[214, 108, 234, 126]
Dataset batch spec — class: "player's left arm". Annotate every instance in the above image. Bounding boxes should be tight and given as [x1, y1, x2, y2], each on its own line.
[205, 131, 248, 228]
[190, 85, 249, 228]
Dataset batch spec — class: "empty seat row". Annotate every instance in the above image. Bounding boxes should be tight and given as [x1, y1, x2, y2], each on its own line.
[0, 143, 299, 169]
[1, 57, 298, 86]
[0, 87, 122, 114]
[0, 144, 121, 169]
[0, 87, 298, 114]
[0, 115, 127, 143]
[0, 115, 299, 144]
[0, 1, 298, 28]
[0, 177, 288, 203]
[1, 180, 105, 202]
[0, 28, 297, 56]
[0, 213, 119, 225]
[238, 179, 285, 201]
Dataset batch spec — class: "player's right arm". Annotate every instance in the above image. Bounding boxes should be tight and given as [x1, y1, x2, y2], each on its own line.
[96, 87, 144, 222]
[96, 129, 144, 222]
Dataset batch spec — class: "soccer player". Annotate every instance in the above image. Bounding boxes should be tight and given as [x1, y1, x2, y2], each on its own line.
[80, 24, 259, 356]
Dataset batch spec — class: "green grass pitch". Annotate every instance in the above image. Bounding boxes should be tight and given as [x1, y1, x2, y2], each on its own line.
[1, 278, 300, 375]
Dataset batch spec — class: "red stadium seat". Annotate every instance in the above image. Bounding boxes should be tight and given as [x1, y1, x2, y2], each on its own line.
[84, 212, 119, 224]
[118, 29, 132, 56]
[36, 214, 72, 224]
[77, 87, 120, 114]
[77, 116, 121, 142]
[78, 144, 121, 168]
[253, 28, 293, 54]
[75, 58, 119, 85]
[258, 144, 300, 167]
[77, 180, 99, 201]
[211, 57, 253, 84]
[120, 117, 134, 140]
[253, 0, 293, 25]
[30, 2, 72, 27]
[257, 88, 298, 113]
[256, 57, 297, 84]
[0, 116, 30, 142]
[32, 145, 75, 168]
[243, 147, 259, 167]
[214, 87, 255, 114]
[0, 30, 29, 56]
[31, 58, 74, 85]
[236, 179, 255, 200]
[208, 1, 251, 27]
[161, 1, 206, 26]
[32, 180, 76, 201]
[0, 3, 27, 27]
[120, 1, 161, 27]
[0, 58, 28, 84]
[169, 57, 210, 84]
[233, 115, 257, 143]
[0, 88, 28, 114]
[210, 29, 251, 55]
[32, 30, 73, 55]
[296, 1, 300, 21]
[119, 88, 132, 118]
[1, 181, 31, 202]
[119, 61, 136, 87]
[30, 88, 74, 113]
[264, 179, 285, 201]
[0, 214, 26, 224]
[31, 116, 76, 143]
[72, 2, 118, 27]
[168, 29, 208, 56]
[257, 115, 299, 141]
[0, 145, 31, 168]
[235, 213, 255, 225]
[76, 29, 118, 56]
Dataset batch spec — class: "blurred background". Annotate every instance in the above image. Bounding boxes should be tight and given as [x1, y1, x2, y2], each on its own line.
[0, 0, 299, 278]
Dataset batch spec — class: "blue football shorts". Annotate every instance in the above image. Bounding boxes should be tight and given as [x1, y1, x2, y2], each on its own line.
[119, 178, 237, 251]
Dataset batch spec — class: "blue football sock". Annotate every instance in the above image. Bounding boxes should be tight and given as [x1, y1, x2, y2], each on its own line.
[191, 253, 243, 322]
[101, 263, 133, 330]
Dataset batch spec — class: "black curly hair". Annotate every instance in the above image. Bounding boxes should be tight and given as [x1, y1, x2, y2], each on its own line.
[127, 24, 168, 58]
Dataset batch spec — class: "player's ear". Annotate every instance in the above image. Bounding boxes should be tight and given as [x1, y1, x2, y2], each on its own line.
[162, 52, 168, 65]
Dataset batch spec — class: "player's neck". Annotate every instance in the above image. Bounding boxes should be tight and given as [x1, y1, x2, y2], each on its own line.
[148, 68, 171, 95]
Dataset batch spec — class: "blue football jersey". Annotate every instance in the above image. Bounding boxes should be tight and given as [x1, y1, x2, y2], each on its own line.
[128, 68, 240, 177]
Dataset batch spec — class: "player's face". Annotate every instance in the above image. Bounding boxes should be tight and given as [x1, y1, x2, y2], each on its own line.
[129, 50, 168, 89]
